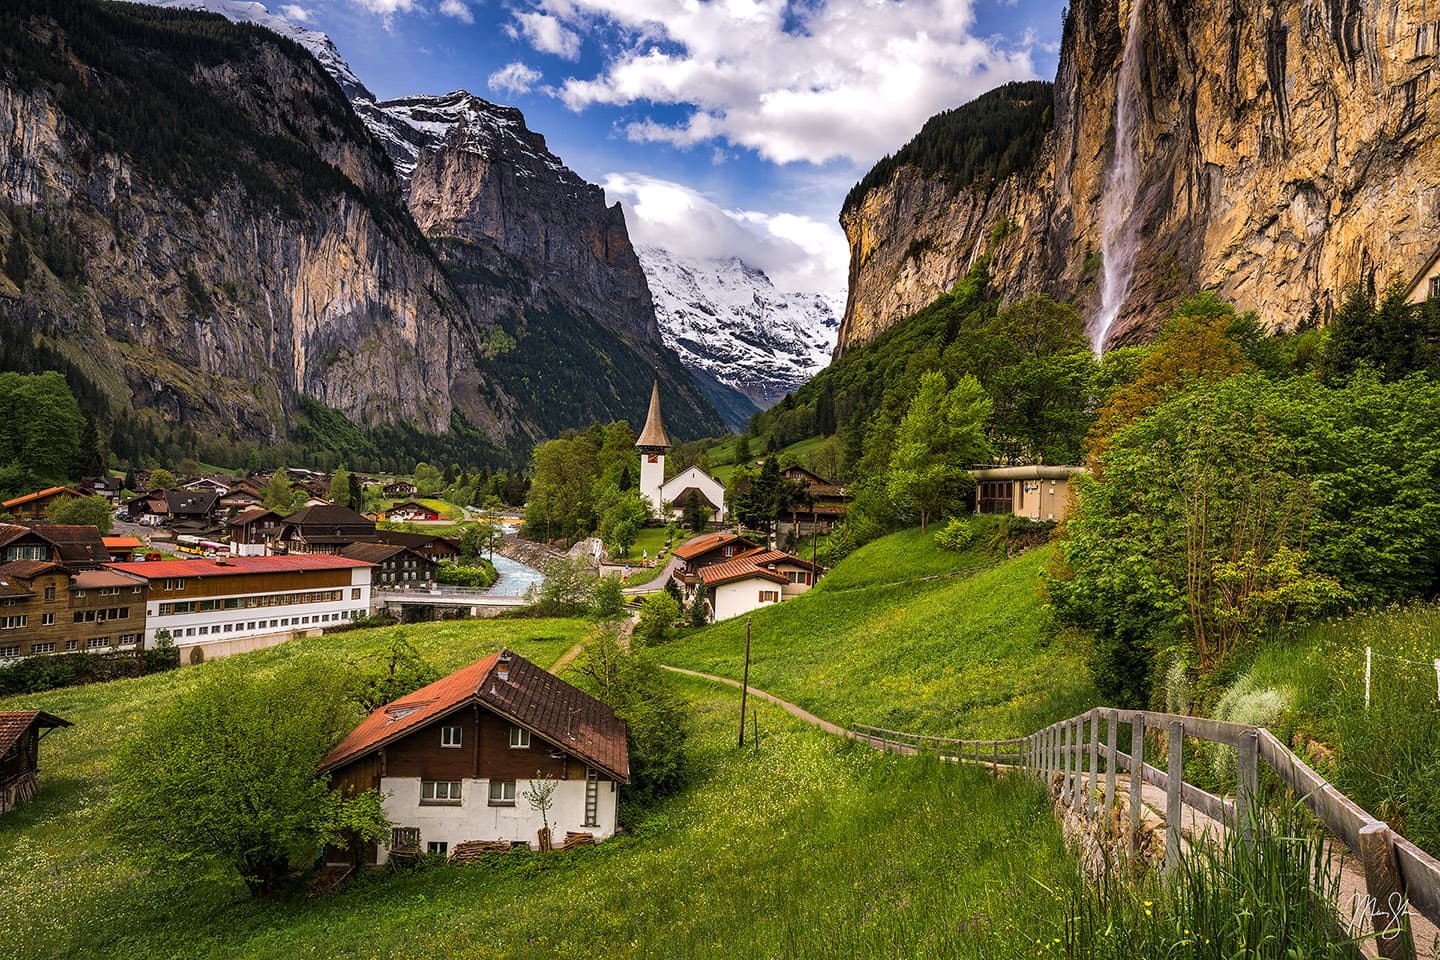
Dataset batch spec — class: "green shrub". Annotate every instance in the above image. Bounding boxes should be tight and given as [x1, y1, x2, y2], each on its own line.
[436, 559, 498, 588]
[934, 516, 975, 551]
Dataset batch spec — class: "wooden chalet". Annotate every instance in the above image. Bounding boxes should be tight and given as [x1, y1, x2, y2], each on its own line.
[122, 490, 169, 524]
[322, 649, 628, 865]
[218, 488, 263, 513]
[386, 501, 441, 523]
[678, 547, 824, 622]
[0, 523, 111, 570]
[374, 530, 461, 563]
[276, 505, 378, 555]
[382, 480, 418, 498]
[780, 465, 850, 533]
[76, 476, 124, 503]
[0, 711, 70, 815]
[339, 542, 437, 588]
[0, 560, 148, 659]
[2, 487, 86, 521]
[165, 489, 219, 523]
[671, 532, 760, 576]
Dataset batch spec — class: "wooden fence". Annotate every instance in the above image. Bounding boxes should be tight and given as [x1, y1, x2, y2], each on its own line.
[852, 707, 1440, 959]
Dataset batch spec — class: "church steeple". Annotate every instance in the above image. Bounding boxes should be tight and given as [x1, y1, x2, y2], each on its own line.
[635, 380, 670, 451]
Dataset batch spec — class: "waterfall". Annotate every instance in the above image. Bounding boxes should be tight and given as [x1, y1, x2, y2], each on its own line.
[1092, 0, 1147, 355]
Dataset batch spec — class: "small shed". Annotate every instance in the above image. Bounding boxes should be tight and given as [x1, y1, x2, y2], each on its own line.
[0, 710, 70, 815]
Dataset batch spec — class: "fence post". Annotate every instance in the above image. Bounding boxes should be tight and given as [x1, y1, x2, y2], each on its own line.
[1129, 714, 1145, 859]
[1366, 646, 1372, 712]
[1087, 712, 1100, 820]
[1359, 821, 1415, 960]
[1070, 718, 1083, 810]
[1236, 730, 1259, 850]
[1105, 709, 1119, 814]
[1060, 722, 1071, 806]
[992, 740, 998, 771]
[1166, 720, 1183, 876]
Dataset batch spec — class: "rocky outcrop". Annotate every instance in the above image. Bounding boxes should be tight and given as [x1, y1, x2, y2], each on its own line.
[0, 5, 509, 445]
[408, 97, 660, 346]
[839, 0, 1440, 351]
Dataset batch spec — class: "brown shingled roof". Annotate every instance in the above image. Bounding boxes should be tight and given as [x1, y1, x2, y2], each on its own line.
[0, 711, 70, 756]
[695, 548, 823, 587]
[672, 531, 757, 561]
[322, 650, 629, 782]
[635, 380, 670, 449]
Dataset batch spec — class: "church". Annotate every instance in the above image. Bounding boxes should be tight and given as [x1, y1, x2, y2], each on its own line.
[636, 381, 728, 524]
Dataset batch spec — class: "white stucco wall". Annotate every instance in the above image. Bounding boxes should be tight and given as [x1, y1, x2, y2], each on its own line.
[660, 467, 728, 522]
[639, 452, 666, 517]
[377, 775, 618, 861]
[712, 577, 782, 622]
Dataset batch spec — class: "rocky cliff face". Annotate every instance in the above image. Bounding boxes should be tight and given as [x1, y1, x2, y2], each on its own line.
[0, 0, 722, 461]
[407, 96, 661, 347]
[839, 0, 1440, 352]
[0, 1, 509, 446]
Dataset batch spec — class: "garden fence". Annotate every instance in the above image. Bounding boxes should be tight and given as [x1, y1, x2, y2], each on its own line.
[851, 707, 1440, 959]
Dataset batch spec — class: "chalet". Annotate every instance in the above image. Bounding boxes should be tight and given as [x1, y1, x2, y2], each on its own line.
[295, 480, 331, 500]
[780, 465, 850, 534]
[218, 488, 263, 513]
[76, 476, 124, 503]
[1406, 247, 1440, 304]
[671, 532, 760, 576]
[971, 465, 1085, 523]
[679, 547, 824, 622]
[2, 487, 86, 521]
[276, 505, 378, 555]
[182, 475, 238, 495]
[228, 507, 284, 557]
[374, 530, 462, 564]
[0, 711, 70, 816]
[107, 554, 373, 661]
[340, 542, 437, 588]
[0, 560, 148, 660]
[0, 523, 110, 570]
[386, 501, 441, 523]
[166, 489, 219, 523]
[322, 649, 628, 864]
[382, 480, 418, 498]
[122, 490, 169, 525]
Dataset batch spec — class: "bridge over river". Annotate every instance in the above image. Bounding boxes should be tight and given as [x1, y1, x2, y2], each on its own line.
[375, 547, 544, 619]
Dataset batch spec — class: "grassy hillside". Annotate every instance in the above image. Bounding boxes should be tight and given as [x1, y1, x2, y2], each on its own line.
[1212, 604, 1440, 851]
[1, 634, 1092, 959]
[662, 530, 1098, 738]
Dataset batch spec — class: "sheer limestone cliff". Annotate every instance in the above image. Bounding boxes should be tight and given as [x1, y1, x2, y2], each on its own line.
[839, 0, 1440, 353]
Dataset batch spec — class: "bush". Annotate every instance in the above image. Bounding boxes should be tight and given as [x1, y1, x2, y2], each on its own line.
[538, 555, 598, 614]
[436, 559, 498, 588]
[589, 574, 625, 620]
[0, 648, 177, 696]
[633, 592, 680, 646]
[934, 517, 974, 552]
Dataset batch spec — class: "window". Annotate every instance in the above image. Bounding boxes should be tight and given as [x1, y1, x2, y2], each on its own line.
[488, 780, 516, 806]
[41, 613, 54, 626]
[43, 585, 55, 601]
[427, 841, 448, 855]
[440, 725, 463, 748]
[1431, 276, 1440, 300]
[73, 589, 86, 598]
[87, 637, 109, 648]
[1, 615, 27, 629]
[508, 726, 531, 749]
[421, 780, 462, 804]
[758, 590, 779, 603]
[98, 587, 119, 596]
[30, 642, 55, 654]
[64, 639, 77, 651]
[351, 588, 362, 600]
[163, 578, 185, 591]
[0, 646, 19, 658]
[978, 481, 1015, 515]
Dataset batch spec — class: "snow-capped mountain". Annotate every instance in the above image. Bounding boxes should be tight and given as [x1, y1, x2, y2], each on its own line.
[638, 245, 841, 409]
[148, 0, 373, 99]
[351, 91, 565, 187]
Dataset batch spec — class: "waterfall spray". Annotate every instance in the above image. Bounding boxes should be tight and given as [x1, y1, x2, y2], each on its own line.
[1092, 0, 1147, 355]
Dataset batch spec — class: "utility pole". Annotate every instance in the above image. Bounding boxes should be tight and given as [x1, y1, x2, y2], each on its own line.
[739, 617, 752, 748]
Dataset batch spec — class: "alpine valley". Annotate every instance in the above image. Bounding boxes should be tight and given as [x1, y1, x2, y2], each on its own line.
[0, 0, 775, 468]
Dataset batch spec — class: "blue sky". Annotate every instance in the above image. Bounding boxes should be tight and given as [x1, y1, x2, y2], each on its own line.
[274, 0, 1065, 298]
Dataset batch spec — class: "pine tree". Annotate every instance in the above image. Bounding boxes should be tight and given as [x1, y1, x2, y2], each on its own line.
[3, 234, 29, 289]
[688, 576, 708, 626]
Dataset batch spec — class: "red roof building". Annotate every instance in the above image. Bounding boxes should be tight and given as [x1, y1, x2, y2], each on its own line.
[324, 649, 628, 865]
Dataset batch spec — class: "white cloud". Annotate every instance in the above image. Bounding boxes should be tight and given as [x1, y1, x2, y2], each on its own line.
[489, 61, 543, 95]
[526, 0, 1036, 166]
[515, 11, 582, 60]
[439, 0, 474, 21]
[279, 4, 314, 21]
[603, 172, 848, 300]
[347, 0, 420, 15]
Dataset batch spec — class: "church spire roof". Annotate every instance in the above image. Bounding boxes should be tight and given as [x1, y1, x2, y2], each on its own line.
[635, 380, 670, 450]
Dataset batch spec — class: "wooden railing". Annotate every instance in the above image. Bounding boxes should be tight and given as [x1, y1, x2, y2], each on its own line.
[852, 708, 1440, 958]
